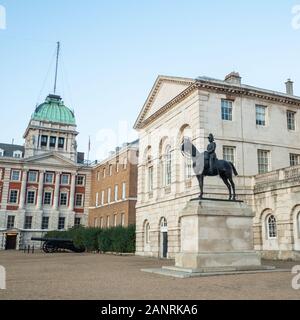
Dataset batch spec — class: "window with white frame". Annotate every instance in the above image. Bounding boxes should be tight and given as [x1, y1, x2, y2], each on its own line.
[290, 154, 300, 167]
[75, 194, 84, 207]
[7, 216, 15, 229]
[41, 217, 49, 230]
[44, 191, 52, 205]
[24, 216, 32, 230]
[221, 99, 233, 121]
[121, 213, 125, 227]
[148, 166, 153, 192]
[267, 215, 277, 239]
[258, 150, 270, 174]
[13, 150, 23, 158]
[114, 214, 117, 227]
[114, 185, 118, 201]
[122, 182, 126, 200]
[165, 146, 172, 186]
[223, 146, 236, 165]
[44, 172, 54, 184]
[61, 174, 70, 185]
[256, 105, 267, 126]
[28, 171, 38, 183]
[26, 190, 36, 205]
[76, 175, 85, 186]
[95, 192, 99, 207]
[74, 217, 81, 227]
[287, 111, 296, 131]
[107, 188, 111, 204]
[101, 190, 105, 205]
[9, 190, 18, 204]
[60, 192, 68, 206]
[11, 170, 20, 181]
[58, 217, 65, 230]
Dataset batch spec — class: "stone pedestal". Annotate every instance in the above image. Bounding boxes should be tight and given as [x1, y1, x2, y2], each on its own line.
[174, 199, 261, 271]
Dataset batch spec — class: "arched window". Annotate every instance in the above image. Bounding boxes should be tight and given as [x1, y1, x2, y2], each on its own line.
[145, 222, 150, 244]
[160, 217, 168, 229]
[165, 146, 172, 186]
[267, 215, 277, 239]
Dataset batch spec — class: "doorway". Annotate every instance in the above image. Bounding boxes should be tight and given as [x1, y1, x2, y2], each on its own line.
[5, 234, 17, 250]
[160, 218, 168, 258]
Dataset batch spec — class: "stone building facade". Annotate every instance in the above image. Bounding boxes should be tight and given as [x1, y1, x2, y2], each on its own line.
[88, 141, 138, 228]
[133, 73, 300, 260]
[0, 94, 91, 250]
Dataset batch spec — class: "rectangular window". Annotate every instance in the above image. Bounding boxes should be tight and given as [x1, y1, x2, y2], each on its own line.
[58, 137, 65, 149]
[60, 192, 68, 206]
[61, 174, 70, 185]
[9, 190, 18, 204]
[290, 154, 300, 167]
[28, 171, 38, 183]
[114, 214, 117, 227]
[221, 99, 233, 121]
[24, 216, 32, 230]
[76, 175, 85, 186]
[121, 213, 125, 227]
[258, 150, 270, 174]
[123, 158, 127, 170]
[114, 185, 118, 201]
[7, 216, 15, 229]
[103, 168, 106, 178]
[44, 191, 52, 205]
[41, 217, 49, 230]
[41, 135, 48, 147]
[26, 190, 36, 205]
[50, 136, 56, 148]
[223, 146, 236, 165]
[148, 166, 153, 192]
[11, 170, 20, 181]
[256, 105, 267, 126]
[58, 217, 65, 230]
[109, 164, 113, 176]
[95, 192, 99, 207]
[45, 173, 54, 184]
[74, 217, 81, 227]
[287, 111, 296, 131]
[116, 162, 119, 173]
[101, 190, 105, 205]
[100, 217, 104, 228]
[108, 188, 111, 204]
[122, 182, 126, 200]
[75, 194, 83, 207]
[107, 216, 110, 228]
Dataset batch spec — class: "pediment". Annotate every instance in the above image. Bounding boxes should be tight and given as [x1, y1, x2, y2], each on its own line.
[134, 76, 193, 129]
[24, 153, 76, 167]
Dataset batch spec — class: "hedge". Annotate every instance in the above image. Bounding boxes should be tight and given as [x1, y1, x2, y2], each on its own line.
[45, 225, 136, 253]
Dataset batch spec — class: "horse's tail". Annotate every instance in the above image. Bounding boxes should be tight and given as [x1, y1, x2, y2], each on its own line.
[229, 162, 238, 176]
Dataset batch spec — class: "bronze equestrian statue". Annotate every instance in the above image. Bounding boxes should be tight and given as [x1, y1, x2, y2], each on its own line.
[181, 134, 238, 200]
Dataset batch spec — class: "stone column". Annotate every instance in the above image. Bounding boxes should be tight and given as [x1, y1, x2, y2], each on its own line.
[36, 170, 44, 209]
[53, 172, 61, 210]
[69, 173, 76, 211]
[19, 170, 28, 210]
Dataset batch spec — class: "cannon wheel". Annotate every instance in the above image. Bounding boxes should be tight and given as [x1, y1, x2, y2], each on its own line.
[43, 241, 57, 254]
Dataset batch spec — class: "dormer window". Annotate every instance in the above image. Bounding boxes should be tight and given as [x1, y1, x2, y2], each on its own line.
[58, 137, 65, 149]
[13, 150, 23, 158]
[41, 135, 48, 147]
[50, 136, 56, 148]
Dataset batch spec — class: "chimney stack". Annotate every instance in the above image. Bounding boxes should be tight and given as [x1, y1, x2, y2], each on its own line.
[225, 72, 242, 85]
[285, 79, 294, 95]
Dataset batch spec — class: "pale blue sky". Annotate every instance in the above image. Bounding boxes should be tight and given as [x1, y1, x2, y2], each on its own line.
[0, 0, 299, 160]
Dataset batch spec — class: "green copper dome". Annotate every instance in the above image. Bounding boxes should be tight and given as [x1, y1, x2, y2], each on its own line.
[32, 94, 76, 125]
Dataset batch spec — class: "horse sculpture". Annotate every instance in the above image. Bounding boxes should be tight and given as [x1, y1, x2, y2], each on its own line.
[181, 137, 238, 200]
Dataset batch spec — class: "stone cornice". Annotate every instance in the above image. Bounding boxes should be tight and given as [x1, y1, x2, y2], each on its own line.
[135, 79, 300, 130]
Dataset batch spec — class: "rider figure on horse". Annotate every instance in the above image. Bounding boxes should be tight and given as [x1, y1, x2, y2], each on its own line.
[206, 133, 217, 175]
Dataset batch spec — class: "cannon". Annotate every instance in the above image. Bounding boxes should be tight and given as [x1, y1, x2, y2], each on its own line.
[31, 237, 85, 253]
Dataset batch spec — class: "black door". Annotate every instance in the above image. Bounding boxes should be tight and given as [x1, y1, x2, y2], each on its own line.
[162, 232, 168, 258]
[5, 235, 17, 250]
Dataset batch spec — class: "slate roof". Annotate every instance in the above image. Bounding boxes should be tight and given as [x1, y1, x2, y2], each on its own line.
[0, 143, 24, 158]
